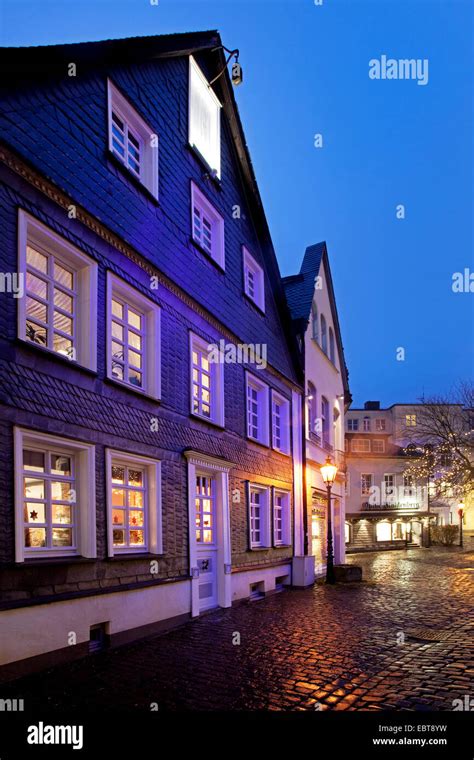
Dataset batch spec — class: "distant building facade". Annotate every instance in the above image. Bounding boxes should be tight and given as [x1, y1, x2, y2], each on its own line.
[345, 402, 459, 552]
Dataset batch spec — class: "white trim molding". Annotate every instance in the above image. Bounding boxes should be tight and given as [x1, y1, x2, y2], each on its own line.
[14, 427, 96, 562]
[105, 449, 162, 557]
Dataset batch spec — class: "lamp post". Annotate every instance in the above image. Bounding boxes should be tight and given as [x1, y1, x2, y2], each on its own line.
[458, 501, 465, 548]
[321, 456, 338, 584]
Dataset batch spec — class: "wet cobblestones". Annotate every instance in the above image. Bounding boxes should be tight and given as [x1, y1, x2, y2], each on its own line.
[2, 546, 474, 711]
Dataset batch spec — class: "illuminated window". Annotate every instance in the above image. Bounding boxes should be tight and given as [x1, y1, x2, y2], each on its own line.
[273, 490, 290, 546]
[345, 522, 350, 543]
[405, 414, 417, 427]
[243, 247, 265, 312]
[106, 450, 162, 556]
[107, 273, 161, 398]
[18, 211, 97, 370]
[361, 473, 373, 495]
[14, 428, 96, 562]
[191, 182, 225, 268]
[246, 373, 269, 445]
[271, 391, 290, 454]
[248, 485, 270, 548]
[190, 333, 224, 426]
[195, 475, 215, 544]
[376, 522, 392, 542]
[108, 80, 158, 198]
[189, 56, 222, 177]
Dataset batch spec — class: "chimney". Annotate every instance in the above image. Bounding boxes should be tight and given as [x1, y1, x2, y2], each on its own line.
[364, 401, 380, 410]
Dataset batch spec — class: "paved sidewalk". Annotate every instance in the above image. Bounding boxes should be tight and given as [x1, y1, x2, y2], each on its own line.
[2, 546, 474, 711]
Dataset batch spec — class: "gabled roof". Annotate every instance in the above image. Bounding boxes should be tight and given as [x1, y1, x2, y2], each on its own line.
[0, 30, 302, 385]
[282, 242, 351, 399]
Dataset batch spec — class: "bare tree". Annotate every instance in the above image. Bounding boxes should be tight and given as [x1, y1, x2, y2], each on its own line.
[402, 382, 474, 502]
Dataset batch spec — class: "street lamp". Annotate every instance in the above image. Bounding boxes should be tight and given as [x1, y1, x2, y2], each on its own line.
[458, 501, 465, 548]
[321, 456, 338, 584]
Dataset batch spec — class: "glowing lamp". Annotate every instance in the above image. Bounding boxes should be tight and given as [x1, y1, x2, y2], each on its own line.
[320, 457, 338, 485]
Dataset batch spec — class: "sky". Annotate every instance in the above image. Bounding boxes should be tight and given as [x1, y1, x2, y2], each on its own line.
[0, 0, 472, 407]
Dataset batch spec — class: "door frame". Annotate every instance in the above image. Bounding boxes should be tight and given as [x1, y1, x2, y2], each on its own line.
[184, 450, 234, 617]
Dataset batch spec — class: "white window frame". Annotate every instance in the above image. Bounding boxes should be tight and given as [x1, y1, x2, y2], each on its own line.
[106, 449, 162, 556]
[351, 438, 371, 453]
[361, 473, 373, 496]
[372, 439, 385, 453]
[383, 473, 395, 499]
[14, 428, 96, 562]
[271, 390, 290, 455]
[190, 182, 225, 269]
[107, 272, 161, 399]
[107, 80, 159, 199]
[188, 55, 222, 178]
[405, 414, 417, 427]
[243, 247, 265, 312]
[246, 372, 270, 446]
[248, 484, 271, 549]
[189, 332, 224, 427]
[375, 418, 386, 431]
[363, 416, 371, 431]
[347, 418, 359, 431]
[273, 489, 291, 546]
[18, 210, 97, 371]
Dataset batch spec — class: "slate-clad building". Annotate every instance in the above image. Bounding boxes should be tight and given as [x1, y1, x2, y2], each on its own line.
[0, 31, 305, 675]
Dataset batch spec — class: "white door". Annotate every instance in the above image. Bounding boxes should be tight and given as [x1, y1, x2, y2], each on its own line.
[195, 474, 218, 611]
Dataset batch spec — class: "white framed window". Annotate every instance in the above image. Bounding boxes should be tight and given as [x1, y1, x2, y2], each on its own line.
[320, 314, 328, 354]
[273, 489, 291, 546]
[18, 211, 97, 371]
[107, 273, 161, 399]
[329, 327, 335, 364]
[248, 484, 271, 548]
[351, 438, 371, 453]
[190, 332, 224, 426]
[375, 418, 386, 431]
[195, 474, 215, 545]
[191, 182, 225, 268]
[14, 428, 96, 562]
[311, 307, 319, 342]
[345, 472, 351, 496]
[243, 247, 265, 312]
[372, 439, 385, 453]
[376, 521, 391, 542]
[405, 414, 417, 427]
[246, 372, 270, 445]
[321, 396, 330, 446]
[188, 55, 221, 178]
[271, 390, 290, 455]
[306, 382, 318, 439]
[383, 474, 395, 499]
[106, 449, 162, 556]
[363, 416, 371, 431]
[361, 473, 373, 496]
[347, 418, 359, 431]
[108, 80, 158, 199]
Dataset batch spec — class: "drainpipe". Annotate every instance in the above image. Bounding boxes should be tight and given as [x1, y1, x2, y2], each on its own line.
[301, 332, 309, 556]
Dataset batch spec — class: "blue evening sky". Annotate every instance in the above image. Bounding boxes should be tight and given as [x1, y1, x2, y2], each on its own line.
[1, 0, 472, 407]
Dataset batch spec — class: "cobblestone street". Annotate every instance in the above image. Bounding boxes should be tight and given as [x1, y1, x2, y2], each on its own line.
[3, 547, 474, 712]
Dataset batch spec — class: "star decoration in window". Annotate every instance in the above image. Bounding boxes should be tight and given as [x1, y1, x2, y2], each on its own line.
[29, 510, 38, 521]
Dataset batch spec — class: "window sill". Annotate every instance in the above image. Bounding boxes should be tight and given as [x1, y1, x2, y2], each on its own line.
[189, 237, 225, 273]
[249, 546, 271, 552]
[106, 150, 159, 206]
[190, 412, 224, 431]
[15, 338, 97, 377]
[107, 552, 164, 561]
[272, 446, 291, 458]
[243, 292, 265, 317]
[273, 544, 292, 549]
[21, 556, 96, 567]
[247, 435, 270, 450]
[186, 144, 222, 190]
[104, 375, 161, 404]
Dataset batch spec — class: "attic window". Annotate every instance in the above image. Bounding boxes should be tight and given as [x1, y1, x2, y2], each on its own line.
[243, 247, 265, 312]
[191, 182, 225, 268]
[189, 56, 222, 178]
[107, 80, 159, 199]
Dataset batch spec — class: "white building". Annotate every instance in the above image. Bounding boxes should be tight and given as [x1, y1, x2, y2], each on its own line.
[283, 243, 351, 577]
[345, 402, 456, 552]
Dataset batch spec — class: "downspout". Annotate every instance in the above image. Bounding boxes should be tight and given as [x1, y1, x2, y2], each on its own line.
[301, 330, 309, 556]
